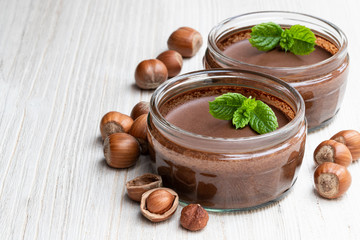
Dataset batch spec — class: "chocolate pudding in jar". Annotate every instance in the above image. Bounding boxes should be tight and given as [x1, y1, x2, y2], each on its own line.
[147, 69, 306, 211]
[204, 11, 349, 130]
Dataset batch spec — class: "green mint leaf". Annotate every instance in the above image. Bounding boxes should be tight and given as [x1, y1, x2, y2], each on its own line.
[232, 98, 257, 129]
[209, 93, 247, 120]
[250, 22, 316, 55]
[280, 24, 316, 55]
[249, 100, 278, 134]
[279, 29, 294, 52]
[249, 22, 283, 51]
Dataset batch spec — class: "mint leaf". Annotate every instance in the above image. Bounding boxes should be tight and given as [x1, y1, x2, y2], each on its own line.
[209, 93, 247, 120]
[279, 29, 294, 52]
[249, 22, 316, 55]
[249, 100, 278, 134]
[232, 98, 257, 129]
[280, 25, 316, 55]
[249, 22, 283, 51]
[209, 93, 279, 134]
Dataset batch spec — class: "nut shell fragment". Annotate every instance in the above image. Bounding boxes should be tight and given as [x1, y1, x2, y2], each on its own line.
[140, 188, 179, 222]
[126, 173, 162, 202]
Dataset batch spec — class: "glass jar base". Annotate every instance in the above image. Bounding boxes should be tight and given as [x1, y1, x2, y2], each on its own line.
[179, 179, 296, 213]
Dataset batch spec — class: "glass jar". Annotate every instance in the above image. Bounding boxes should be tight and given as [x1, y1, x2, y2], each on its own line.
[204, 11, 349, 131]
[147, 69, 306, 211]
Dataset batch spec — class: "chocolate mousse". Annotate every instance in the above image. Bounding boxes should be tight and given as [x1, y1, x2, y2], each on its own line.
[223, 41, 332, 68]
[165, 95, 290, 138]
[148, 84, 306, 210]
[204, 29, 349, 130]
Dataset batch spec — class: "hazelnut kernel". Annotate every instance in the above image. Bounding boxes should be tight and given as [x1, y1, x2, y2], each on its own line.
[180, 204, 209, 231]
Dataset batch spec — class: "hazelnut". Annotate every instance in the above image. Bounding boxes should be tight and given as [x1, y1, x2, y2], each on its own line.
[314, 162, 351, 199]
[167, 27, 203, 57]
[331, 130, 360, 161]
[180, 204, 209, 231]
[156, 50, 183, 77]
[126, 173, 162, 202]
[100, 111, 133, 140]
[129, 114, 148, 154]
[135, 59, 168, 89]
[103, 133, 140, 168]
[130, 101, 150, 120]
[140, 188, 179, 222]
[313, 140, 352, 167]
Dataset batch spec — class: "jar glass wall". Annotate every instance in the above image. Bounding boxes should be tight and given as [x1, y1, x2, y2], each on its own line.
[204, 11, 349, 130]
[147, 69, 307, 211]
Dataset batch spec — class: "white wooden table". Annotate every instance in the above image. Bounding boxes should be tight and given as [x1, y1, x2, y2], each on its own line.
[1, 0, 360, 239]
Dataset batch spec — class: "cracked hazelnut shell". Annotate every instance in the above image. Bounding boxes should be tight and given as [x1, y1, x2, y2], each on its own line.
[126, 173, 162, 202]
[140, 188, 179, 222]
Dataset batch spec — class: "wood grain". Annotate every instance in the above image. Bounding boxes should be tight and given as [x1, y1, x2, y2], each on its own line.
[1, 0, 360, 239]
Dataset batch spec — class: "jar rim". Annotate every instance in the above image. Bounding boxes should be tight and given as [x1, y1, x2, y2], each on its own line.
[149, 69, 305, 148]
[207, 10, 348, 72]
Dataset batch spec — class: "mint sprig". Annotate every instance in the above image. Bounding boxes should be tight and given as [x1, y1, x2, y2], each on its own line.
[249, 22, 316, 55]
[209, 93, 278, 134]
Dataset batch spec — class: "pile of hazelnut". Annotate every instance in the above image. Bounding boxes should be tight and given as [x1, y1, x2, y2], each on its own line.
[99, 26, 209, 231]
[100, 102, 209, 231]
[134, 27, 203, 90]
[313, 130, 360, 199]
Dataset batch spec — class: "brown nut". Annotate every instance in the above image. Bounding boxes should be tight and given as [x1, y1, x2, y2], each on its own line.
[100, 111, 134, 140]
[103, 133, 140, 168]
[129, 114, 148, 154]
[180, 204, 209, 231]
[314, 162, 351, 199]
[135, 59, 168, 89]
[156, 50, 183, 77]
[126, 173, 162, 202]
[140, 188, 179, 222]
[167, 27, 203, 57]
[331, 130, 360, 161]
[130, 101, 150, 120]
[313, 140, 352, 167]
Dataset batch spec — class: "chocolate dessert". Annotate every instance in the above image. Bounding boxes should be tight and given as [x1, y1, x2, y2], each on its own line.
[204, 17, 349, 130]
[148, 82, 306, 210]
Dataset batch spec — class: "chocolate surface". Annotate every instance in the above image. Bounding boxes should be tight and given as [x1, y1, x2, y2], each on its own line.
[165, 95, 289, 138]
[223, 40, 332, 67]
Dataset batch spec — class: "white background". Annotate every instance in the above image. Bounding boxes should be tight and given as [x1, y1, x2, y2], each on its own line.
[1, 0, 360, 239]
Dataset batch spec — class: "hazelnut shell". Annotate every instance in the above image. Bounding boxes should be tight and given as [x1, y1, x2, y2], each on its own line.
[126, 173, 162, 202]
[129, 114, 148, 154]
[314, 162, 351, 199]
[130, 101, 150, 120]
[156, 50, 183, 77]
[167, 27, 203, 57]
[135, 59, 168, 90]
[331, 130, 360, 161]
[100, 111, 134, 140]
[103, 133, 140, 168]
[313, 140, 352, 167]
[140, 188, 179, 222]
